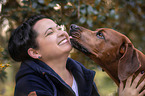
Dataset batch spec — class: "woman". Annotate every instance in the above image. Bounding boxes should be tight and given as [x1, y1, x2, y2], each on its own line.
[8, 15, 145, 96]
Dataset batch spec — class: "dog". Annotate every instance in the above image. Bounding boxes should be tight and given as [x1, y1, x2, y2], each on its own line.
[69, 24, 145, 88]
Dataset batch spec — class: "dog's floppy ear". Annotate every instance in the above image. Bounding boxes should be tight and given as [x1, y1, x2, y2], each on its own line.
[118, 43, 141, 81]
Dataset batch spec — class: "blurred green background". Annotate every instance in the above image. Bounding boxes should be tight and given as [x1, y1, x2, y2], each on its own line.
[0, 0, 145, 96]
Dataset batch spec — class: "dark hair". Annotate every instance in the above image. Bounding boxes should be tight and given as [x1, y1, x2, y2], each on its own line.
[8, 15, 47, 62]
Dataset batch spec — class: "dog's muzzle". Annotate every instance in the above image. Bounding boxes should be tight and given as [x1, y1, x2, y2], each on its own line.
[69, 24, 81, 38]
[69, 24, 91, 54]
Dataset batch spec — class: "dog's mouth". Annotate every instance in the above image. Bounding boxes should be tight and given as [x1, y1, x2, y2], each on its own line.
[70, 39, 91, 54]
[69, 24, 91, 54]
[70, 31, 81, 39]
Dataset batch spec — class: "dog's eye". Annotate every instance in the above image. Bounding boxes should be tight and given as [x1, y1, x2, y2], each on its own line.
[96, 31, 104, 39]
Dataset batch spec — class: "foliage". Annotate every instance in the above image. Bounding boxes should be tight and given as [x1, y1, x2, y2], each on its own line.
[1, 0, 145, 51]
[0, 0, 145, 95]
[0, 46, 10, 82]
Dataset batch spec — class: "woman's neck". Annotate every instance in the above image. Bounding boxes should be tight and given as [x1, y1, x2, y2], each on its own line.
[43, 55, 73, 87]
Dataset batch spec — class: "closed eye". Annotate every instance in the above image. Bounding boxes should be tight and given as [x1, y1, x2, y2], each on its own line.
[96, 30, 104, 39]
[45, 32, 53, 37]
[58, 27, 62, 30]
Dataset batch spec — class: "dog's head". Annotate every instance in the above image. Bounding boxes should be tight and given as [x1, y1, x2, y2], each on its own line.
[69, 24, 141, 81]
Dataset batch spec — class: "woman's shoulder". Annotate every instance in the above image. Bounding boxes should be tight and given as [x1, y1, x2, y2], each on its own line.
[15, 60, 47, 83]
[15, 66, 54, 96]
[14, 73, 54, 96]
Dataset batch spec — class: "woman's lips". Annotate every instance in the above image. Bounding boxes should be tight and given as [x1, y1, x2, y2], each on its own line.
[58, 38, 68, 45]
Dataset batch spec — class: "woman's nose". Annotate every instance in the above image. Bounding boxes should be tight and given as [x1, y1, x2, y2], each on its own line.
[57, 30, 67, 37]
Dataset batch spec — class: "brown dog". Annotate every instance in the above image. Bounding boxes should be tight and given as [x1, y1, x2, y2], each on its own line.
[69, 24, 145, 87]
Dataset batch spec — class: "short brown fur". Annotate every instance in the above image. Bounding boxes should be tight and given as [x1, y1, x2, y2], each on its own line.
[70, 25, 145, 88]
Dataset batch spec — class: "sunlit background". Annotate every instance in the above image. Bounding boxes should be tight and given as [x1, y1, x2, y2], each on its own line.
[0, 0, 145, 96]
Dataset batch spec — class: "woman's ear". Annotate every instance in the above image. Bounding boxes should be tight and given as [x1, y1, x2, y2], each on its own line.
[28, 48, 41, 59]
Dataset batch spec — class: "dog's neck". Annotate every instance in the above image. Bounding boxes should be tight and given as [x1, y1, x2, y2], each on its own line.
[136, 49, 145, 73]
[99, 61, 120, 86]
[137, 49, 145, 65]
[91, 49, 145, 87]
[89, 55, 120, 86]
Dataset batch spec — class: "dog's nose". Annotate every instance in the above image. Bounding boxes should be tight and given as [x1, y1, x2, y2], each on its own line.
[70, 24, 79, 30]
[69, 24, 81, 38]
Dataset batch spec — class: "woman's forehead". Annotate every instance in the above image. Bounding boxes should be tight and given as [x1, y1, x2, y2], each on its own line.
[33, 18, 57, 32]
[36, 18, 56, 26]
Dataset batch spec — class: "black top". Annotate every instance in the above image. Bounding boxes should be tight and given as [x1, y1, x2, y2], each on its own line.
[14, 58, 100, 96]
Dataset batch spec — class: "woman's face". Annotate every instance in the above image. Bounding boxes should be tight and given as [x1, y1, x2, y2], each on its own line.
[33, 18, 72, 60]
